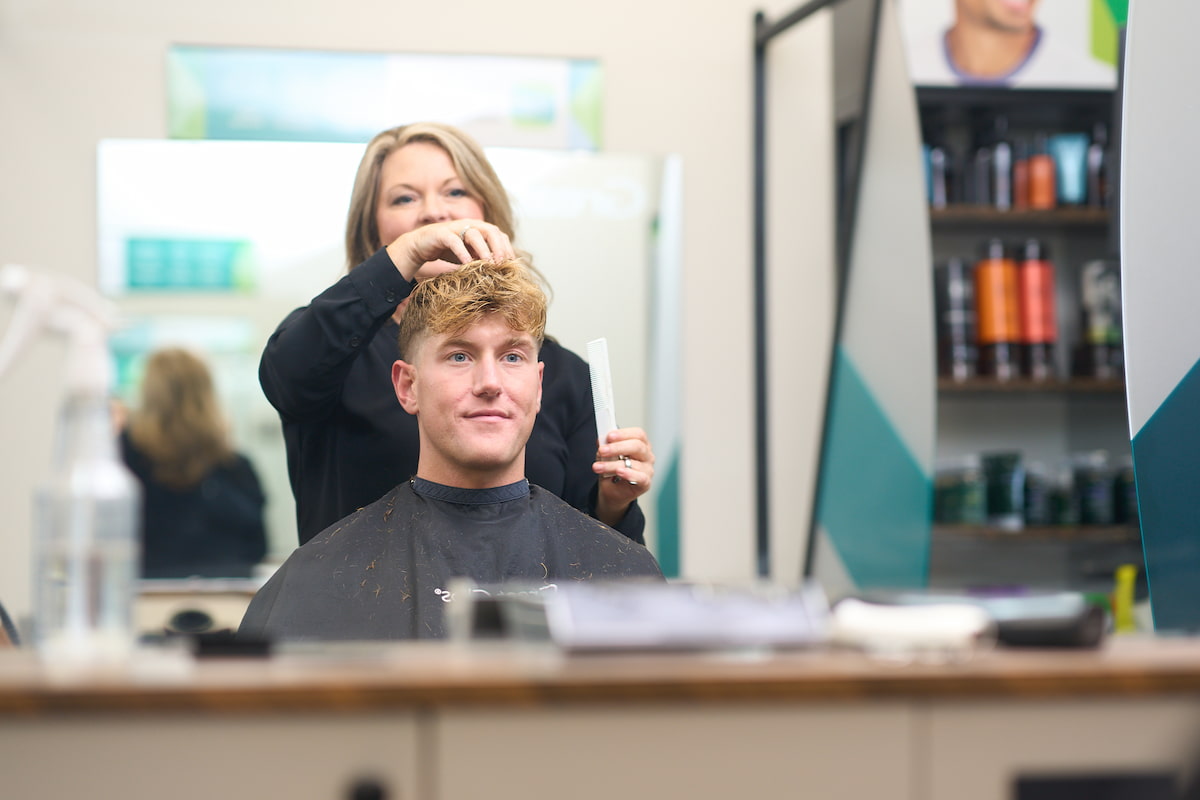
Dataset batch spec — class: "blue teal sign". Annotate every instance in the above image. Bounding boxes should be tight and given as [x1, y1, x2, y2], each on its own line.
[125, 238, 255, 291]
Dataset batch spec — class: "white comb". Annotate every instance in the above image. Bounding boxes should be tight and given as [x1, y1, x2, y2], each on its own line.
[586, 337, 618, 445]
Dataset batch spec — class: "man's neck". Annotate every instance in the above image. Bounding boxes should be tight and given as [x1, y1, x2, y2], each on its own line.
[410, 476, 530, 505]
[414, 460, 527, 491]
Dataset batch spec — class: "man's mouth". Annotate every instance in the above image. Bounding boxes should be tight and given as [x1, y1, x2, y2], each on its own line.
[466, 409, 509, 420]
[997, 0, 1033, 13]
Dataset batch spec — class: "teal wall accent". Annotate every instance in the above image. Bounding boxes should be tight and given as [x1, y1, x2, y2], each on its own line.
[817, 348, 931, 588]
[1131, 356, 1200, 632]
[654, 443, 681, 578]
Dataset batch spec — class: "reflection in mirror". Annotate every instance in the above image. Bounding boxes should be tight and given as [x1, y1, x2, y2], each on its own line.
[98, 140, 682, 572]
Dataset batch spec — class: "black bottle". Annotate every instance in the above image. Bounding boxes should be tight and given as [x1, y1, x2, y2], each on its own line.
[935, 257, 977, 380]
[971, 140, 993, 207]
[1087, 122, 1109, 209]
[929, 141, 950, 209]
[991, 116, 1013, 211]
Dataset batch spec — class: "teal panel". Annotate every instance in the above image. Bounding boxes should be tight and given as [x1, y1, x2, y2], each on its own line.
[653, 443, 681, 578]
[816, 347, 932, 588]
[125, 238, 255, 291]
[1131, 356, 1200, 632]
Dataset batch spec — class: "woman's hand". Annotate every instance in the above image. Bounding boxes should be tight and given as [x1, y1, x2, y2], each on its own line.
[592, 427, 655, 528]
[385, 219, 515, 281]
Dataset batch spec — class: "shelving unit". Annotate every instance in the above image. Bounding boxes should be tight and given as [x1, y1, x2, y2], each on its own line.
[920, 86, 1139, 593]
[930, 206, 1109, 228]
[937, 377, 1124, 394]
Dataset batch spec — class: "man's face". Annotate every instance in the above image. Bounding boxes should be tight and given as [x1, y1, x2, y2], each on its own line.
[392, 314, 543, 488]
[958, 0, 1039, 34]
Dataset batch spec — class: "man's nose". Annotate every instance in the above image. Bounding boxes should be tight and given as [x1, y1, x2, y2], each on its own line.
[473, 359, 502, 395]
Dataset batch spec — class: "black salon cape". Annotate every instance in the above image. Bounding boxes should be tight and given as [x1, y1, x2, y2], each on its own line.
[239, 479, 664, 641]
[258, 247, 645, 546]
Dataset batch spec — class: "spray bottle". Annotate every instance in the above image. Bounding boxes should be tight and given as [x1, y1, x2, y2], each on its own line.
[0, 264, 140, 665]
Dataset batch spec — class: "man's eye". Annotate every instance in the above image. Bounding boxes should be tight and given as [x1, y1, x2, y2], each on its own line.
[503, 353, 523, 363]
[449, 353, 468, 362]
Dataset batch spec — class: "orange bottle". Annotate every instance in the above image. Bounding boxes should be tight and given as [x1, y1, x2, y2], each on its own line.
[1028, 133, 1057, 210]
[1017, 239, 1058, 381]
[1012, 137, 1030, 210]
[975, 239, 1021, 381]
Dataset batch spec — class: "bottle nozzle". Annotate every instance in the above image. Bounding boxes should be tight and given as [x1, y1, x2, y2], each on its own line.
[0, 264, 119, 395]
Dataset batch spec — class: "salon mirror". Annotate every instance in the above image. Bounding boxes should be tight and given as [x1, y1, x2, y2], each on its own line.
[97, 140, 682, 567]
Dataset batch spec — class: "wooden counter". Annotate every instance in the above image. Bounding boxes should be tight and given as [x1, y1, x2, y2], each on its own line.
[4, 635, 1200, 713]
[3, 637, 1200, 799]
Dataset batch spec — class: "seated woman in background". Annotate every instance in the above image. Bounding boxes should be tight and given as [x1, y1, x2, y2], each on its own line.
[120, 347, 267, 579]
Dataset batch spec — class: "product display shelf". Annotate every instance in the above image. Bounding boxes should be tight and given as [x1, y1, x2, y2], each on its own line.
[923, 85, 1138, 593]
[937, 377, 1125, 395]
[930, 206, 1110, 229]
[933, 523, 1139, 543]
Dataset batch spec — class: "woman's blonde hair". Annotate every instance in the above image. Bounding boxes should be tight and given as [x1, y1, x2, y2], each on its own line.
[126, 347, 234, 489]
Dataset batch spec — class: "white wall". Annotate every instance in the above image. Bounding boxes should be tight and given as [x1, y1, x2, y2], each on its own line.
[0, 0, 837, 622]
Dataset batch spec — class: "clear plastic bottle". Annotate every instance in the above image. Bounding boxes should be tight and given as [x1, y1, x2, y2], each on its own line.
[34, 393, 141, 664]
[0, 263, 141, 667]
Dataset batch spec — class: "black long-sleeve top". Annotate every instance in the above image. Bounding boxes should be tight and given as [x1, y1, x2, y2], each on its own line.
[259, 248, 644, 546]
[120, 432, 268, 578]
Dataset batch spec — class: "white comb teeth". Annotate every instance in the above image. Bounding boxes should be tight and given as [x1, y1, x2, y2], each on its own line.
[587, 337, 618, 444]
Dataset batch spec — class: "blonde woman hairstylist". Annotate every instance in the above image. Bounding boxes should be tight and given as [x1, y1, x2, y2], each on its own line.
[260, 122, 655, 546]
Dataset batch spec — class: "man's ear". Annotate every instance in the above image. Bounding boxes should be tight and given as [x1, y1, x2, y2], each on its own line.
[393, 360, 419, 414]
[536, 360, 544, 413]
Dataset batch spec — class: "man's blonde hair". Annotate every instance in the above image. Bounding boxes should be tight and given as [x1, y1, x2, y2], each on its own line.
[397, 259, 547, 360]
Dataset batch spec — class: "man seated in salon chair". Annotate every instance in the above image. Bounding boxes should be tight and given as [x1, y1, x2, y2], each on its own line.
[239, 259, 663, 642]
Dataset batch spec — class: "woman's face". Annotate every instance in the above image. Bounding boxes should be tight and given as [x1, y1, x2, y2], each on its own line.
[375, 141, 485, 247]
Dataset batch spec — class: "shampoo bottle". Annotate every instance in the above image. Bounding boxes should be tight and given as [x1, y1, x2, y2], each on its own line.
[1028, 133, 1057, 210]
[1017, 239, 1058, 381]
[990, 116, 1013, 211]
[974, 239, 1021, 381]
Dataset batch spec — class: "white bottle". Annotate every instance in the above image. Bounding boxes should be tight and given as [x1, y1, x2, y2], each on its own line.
[0, 264, 141, 666]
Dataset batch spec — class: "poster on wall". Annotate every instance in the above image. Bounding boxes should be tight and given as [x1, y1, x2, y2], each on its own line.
[897, 0, 1121, 89]
[167, 46, 603, 150]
